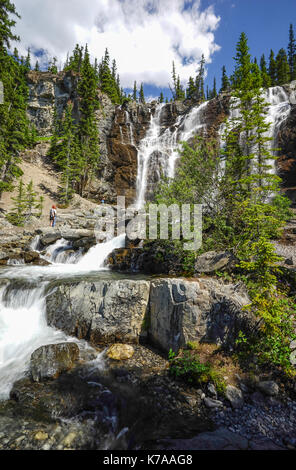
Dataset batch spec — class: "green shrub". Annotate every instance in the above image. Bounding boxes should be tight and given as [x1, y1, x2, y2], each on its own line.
[168, 349, 226, 393]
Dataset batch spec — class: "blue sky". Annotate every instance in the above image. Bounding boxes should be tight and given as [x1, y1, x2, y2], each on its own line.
[141, 0, 296, 100]
[12, 0, 296, 101]
[202, 0, 296, 96]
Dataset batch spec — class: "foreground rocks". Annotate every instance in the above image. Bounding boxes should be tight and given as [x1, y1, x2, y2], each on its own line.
[46, 279, 151, 345]
[148, 278, 255, 352]
[30, 343, 80, 382]
[1, 342, 295, 450]
[46, 277, 255, 353]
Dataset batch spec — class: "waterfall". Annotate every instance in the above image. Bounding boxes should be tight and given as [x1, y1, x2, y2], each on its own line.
[76, 234, 126, 270]
[219, 86, 291, 171]
[0, 283, 72, 399]
[125, 111, 136, 146]
[135, 101, 209, 208]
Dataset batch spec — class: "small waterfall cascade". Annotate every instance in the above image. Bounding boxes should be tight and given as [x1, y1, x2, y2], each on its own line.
[218, 86, 292, 171]
[0, 282, 73, 399]
[125, 110, 136, 146]
[135, 100, 209, 208]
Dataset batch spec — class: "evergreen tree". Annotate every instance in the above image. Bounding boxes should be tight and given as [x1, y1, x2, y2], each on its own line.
[77, 45, 100, 195]
[133, 81, 137, 101]
[0, 1, 33, 197]
[34, 60, 39, 71]
[220, 65, 230, 92]
[0, 0, 20, 50]
[223, 33, 283, 233]
[268, 49, 277, 86]
[186, 76, 196, 100]
[159, 91, 164, 103]
[139, 83, 145, 104]
[288, 24, 296, 81]
[212, 77, 217, 98]
[260, 54, 271, 88]
[65, 44, 84, 73]
[276, 48, 290, 85]
[35, 195, 44, 218]
[53, 103, 80, 202]
[195, 54, 205, 101]
[24, 179, 36, 218]
[7, 178, 26, 225]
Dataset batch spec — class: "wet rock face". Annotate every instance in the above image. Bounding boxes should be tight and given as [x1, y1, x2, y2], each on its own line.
[30, 343, 80, 382]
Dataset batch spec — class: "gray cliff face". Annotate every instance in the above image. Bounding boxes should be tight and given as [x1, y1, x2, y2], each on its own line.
[46, 277, 255, 352]
[27, 71, 78, 136]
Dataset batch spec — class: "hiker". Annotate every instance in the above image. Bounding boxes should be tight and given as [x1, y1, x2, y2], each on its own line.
[49, 205, 57, 227]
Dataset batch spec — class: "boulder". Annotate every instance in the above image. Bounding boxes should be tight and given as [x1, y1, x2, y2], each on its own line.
[46, 279, 150, 345]
[225, 385, 244, 409]
[195, 250, 237, 274]
[39, 230, 61, 246]
[257, 381, 279, 397]
[204, 397, 224, 409]
[107, 344, 135, 360]
[30, 343, 80, 382]
[148, 278, 254, 352]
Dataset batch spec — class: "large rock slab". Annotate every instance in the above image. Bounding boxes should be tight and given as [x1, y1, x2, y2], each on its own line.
[195, 251, 237, 274]
[46, 280, 150, 345]
[148, 278, 254, 352]
[30, 343, 80, 382]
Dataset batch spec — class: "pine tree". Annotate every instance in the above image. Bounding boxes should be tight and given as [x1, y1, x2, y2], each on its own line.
[260, 54, 271, 88]
[35, 195, 44, 218]
[7, 178, 26, 225]
[0, 1, 32, 198]
[24, 179, 36, 219]
[276, 48, 290, 85]
[195, 54, 205, 101]
[224, 32, 256, 197]
[52, 103, 79, 202]
[220, 65, 230, 92]
[268, 50, 277, 86]
[288, 24, 296, 81]
[139, 83, 145, 104]
[77, 45, 100, 196]
[223, 33, 283, 235]
[34, 60, 39, 71]
[186, 76, 196, 100]
[159, 91, 164, 103]
[133, 81, 137, 101]
[48, 56, 58, 74]
[0, 0, 20, 50]
[212, 77, 217, 98]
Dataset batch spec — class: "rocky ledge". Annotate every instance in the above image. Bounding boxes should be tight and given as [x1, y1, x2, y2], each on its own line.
[46, 277, 255, 353]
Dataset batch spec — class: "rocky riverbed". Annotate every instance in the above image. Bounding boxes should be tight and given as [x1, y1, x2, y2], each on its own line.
[0, 342, 295, 450]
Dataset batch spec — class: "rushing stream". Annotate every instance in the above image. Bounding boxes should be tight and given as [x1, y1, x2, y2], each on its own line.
[0, 234, 126, 400]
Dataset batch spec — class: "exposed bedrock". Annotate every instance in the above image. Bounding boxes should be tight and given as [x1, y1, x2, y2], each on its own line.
[46, 277, 255, 353]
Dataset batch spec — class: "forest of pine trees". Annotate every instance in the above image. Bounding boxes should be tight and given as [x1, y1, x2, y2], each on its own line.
[0, 1, 37, 199]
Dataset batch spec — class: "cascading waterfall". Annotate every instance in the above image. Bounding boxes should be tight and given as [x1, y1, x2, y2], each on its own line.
[0, 233, 125, 400]
[0, 282, 73, 399]
[218, 86, 291, 172]
[135, 101, 209, 209]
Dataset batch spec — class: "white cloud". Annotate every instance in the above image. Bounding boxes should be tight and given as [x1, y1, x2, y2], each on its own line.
[12, 0, 221, 88]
